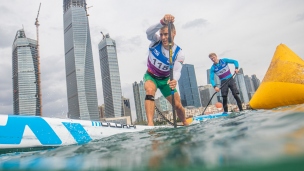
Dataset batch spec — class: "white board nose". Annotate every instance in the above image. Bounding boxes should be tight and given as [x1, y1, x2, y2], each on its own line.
[0, 114, 8, 126]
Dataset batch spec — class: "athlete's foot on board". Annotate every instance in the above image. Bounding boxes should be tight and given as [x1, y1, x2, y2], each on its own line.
[147, 121, 154, 126]
[182, 120, 190, 126]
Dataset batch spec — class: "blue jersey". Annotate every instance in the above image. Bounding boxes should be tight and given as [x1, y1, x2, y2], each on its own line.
[210, 58, 239, 87]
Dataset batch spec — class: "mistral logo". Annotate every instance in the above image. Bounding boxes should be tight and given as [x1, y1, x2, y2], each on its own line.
[0, 115, 92, 145]
[153, 49, 160, 56]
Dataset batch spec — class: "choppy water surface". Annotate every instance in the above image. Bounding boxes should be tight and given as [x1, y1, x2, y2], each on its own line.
[1, 106, 304, 171]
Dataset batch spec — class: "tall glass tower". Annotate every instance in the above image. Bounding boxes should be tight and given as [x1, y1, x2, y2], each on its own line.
[132, 81, 147, 123]
[122, 97, 132, 122]
[244, 75, 255, 100]
[198, 85, 217, 107]
[63, 0, 99, 120]
[98, 33, 123, 118]
[251, 74, 261, 91]
[12, 29, 41, 116]
[235, 68, 249, 104]
[178, 64, 201, 107]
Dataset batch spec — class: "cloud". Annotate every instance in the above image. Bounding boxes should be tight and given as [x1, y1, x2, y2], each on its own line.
[114, 35, 144, 53]
[218, 50, 232, 57]
[0, 27, 17, 48]
[296, 13, 304, 21]
[0, 49, 13, 113]
[182, 18, 208, 29]
[40, 53, 68, 118]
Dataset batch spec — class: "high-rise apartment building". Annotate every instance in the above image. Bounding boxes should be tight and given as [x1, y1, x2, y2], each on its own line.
[198, 85, 217, 107]
[132, 81, 147, 123]
[122, 97, 132, 122]
[178, 64, 201, 107]
[244, 75, 255, 100]
[98, 33, 123, 118]
[251, 74, 261, 91]
[235, 68, 249, 103]
[63, 0, 99, 120]
[98, 104, 105, 119]
[244, 75, 255, 93]
[12, 29, 41, 116]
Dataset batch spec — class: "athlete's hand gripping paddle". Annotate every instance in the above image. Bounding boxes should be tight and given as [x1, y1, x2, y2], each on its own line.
[168, 22, 177, 128]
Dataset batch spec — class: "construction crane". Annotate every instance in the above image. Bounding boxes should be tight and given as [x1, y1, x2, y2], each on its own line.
[86, 6, 93, 16]
[35, 3, 42, 116]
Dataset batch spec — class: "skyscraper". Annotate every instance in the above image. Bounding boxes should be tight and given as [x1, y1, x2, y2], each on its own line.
[251, 74, 261, 91]
[244, 75, 255, 100]
[98, 104, 105, 119]
[122, 97, 132, 122]
[98, 33, 123, 118]
[63, 0, 99, 120]
[198, 85, 217, 107]
[132, 81, 147, 123]
[244, 75, 255, 93]
[178, 64, 201, 107]
[234, 68, 249, 103]
[12, 29, 41, 116]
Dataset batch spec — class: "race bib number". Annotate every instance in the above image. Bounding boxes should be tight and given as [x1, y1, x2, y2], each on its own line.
[148, 55, 169, 71]
[215, 65, 229, 75]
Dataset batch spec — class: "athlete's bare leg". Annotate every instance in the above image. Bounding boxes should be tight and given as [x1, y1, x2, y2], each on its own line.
[166, 92, 189, 126]
[144, 80, 157, 126]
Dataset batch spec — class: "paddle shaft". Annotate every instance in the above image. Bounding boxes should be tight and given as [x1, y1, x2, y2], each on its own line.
[168, 22, 177, 128]
[201, 73, 236, 115]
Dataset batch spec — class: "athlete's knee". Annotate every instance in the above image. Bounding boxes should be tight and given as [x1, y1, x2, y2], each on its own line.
[232, 93, 239, 99]
[145, 87, 156, 95]
[145, 95, 155, 101]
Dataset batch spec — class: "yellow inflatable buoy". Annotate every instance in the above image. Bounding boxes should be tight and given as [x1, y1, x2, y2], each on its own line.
[249, 44, 304, 109]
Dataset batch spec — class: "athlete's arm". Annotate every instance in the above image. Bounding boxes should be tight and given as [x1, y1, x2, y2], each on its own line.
[146, 21, 165, 44]
[210, 66, 216, 87]
[222, 58, 239, 69]
[210, 66, 220, 92]
[173, 50, 185, 81]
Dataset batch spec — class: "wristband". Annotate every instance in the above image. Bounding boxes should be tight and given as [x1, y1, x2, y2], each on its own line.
[160, 19, 166, 25]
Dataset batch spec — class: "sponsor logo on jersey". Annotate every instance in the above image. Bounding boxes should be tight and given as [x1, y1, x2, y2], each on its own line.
[153, 49, 160, 56]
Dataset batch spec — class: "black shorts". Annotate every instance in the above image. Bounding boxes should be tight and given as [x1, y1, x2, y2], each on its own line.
[221, 78, 239, 97]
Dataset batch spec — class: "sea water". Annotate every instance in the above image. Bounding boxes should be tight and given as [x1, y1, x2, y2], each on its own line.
[0, 107, 304, 171]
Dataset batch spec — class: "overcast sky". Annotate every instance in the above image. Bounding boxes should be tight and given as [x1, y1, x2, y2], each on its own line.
[0, 0, 303, 121]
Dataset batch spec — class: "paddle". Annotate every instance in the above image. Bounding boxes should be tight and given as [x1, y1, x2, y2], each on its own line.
[200, 73, 236, 115]
[168, 22, 177, 128]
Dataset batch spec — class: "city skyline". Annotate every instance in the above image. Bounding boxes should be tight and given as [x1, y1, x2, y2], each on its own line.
[0, 0, 303, 122]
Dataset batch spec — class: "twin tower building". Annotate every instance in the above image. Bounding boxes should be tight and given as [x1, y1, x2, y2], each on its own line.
[12, 0, 123, 121]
